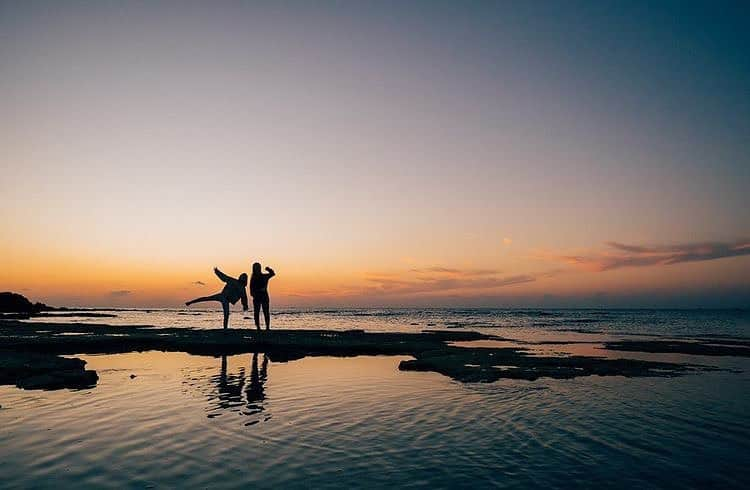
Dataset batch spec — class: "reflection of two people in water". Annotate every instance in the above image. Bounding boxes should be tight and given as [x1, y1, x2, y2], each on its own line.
[209, 353, 269, 423]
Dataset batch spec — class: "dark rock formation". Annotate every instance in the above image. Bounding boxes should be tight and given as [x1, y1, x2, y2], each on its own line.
[398, 346, 698, 382]
[0, 319, 724, 386]
[0, 350, 98, 390]
[0, 292, 35, 313]
[605, 339, 750, 357]
[0, 292, 52, 314]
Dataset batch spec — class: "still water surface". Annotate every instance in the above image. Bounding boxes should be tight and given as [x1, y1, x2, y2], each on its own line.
[2, 309, 750, 488]
[1, 351, 748, 488]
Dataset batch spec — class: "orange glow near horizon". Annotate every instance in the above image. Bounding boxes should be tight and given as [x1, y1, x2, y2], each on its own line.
[2, 236, 749, 307]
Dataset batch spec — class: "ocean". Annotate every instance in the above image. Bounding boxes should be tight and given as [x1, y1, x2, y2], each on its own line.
[20, 306, 750, 336]
[1, 308, 749, 488]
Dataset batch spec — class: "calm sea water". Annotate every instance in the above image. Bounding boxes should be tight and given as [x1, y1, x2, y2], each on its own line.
[23, 306, 750, 337]
[2, 309, 749, 488]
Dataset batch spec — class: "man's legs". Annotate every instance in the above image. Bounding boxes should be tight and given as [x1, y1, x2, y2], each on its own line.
[253, 299, 261, 330]
[262, 298, 270, 330]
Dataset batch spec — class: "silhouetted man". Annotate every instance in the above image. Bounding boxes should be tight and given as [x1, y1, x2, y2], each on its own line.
[250, 262, 275, 330]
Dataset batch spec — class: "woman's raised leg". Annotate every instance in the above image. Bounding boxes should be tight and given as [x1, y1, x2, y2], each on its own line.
[186, 293, 224, 306]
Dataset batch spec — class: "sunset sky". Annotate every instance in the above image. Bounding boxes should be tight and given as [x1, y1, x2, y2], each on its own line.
[1, 1, 748, 308]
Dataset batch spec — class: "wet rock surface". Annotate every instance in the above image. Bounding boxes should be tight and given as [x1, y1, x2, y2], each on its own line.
[605, 339, 750, 357]
[0, 319, 739, 386]
[398, 346, 703, 382]
[0, 350, 98, 390]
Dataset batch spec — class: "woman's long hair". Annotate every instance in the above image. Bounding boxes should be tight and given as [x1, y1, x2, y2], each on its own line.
[251, 262, 262, 277]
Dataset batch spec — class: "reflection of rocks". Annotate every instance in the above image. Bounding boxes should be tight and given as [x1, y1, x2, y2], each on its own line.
[0, 350, 98, 390]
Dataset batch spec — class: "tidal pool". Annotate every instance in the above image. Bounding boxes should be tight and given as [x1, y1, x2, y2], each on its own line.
[1, 350, 748, 489]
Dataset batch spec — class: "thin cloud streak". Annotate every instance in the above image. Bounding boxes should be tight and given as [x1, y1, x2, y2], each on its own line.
[362, 276, 535, 296]
[408, 267, 503, 277]
[281, 266, 568, 300]
[558, 239, 750, 271]
[359, 269, 536, 296]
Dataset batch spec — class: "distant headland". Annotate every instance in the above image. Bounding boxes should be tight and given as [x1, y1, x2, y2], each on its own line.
[0, 292, 116, 319]
[0, 291, 52, 314]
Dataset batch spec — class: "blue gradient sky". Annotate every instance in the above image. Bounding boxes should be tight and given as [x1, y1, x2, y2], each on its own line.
[1, 1, 748, 307]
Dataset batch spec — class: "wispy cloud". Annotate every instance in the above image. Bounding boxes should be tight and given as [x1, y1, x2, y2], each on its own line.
[361, 268, 535, 296]
[408, 267, 502, 277]
[192, 281, 206, 286]
[555, 239, 750, 271]
[281, 265, 563, 299]
[109, 290, 132, 297]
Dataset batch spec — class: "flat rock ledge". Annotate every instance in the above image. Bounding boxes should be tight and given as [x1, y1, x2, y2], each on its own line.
[0, 350, 98, 390]
[0, 320, 728, 389]
[605, 340, 750, 357]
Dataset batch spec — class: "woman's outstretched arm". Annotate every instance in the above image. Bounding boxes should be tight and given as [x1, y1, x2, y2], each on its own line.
[214, 267, 232, 283]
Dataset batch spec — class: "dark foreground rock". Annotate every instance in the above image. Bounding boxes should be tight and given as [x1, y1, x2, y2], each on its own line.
[605, 339, 750, 357]
[0, 350, 98, 390]
[398, 347, 699, 382]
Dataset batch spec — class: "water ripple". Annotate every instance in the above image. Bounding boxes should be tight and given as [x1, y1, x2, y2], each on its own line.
[0, 351, 748, 488]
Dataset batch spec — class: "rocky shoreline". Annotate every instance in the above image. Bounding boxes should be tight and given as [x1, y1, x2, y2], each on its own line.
[2, 319, 742, 389]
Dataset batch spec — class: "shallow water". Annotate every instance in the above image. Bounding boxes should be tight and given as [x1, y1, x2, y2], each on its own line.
[1, 349, 749, 489]
[3, 309, 750, 488]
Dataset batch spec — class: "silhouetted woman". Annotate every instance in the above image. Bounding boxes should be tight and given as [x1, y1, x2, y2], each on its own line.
[250, 262, 275, 330]
[186, 267, 248, 329]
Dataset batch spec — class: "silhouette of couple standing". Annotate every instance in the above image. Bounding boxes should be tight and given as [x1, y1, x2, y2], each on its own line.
[186, 262, 275, 330]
